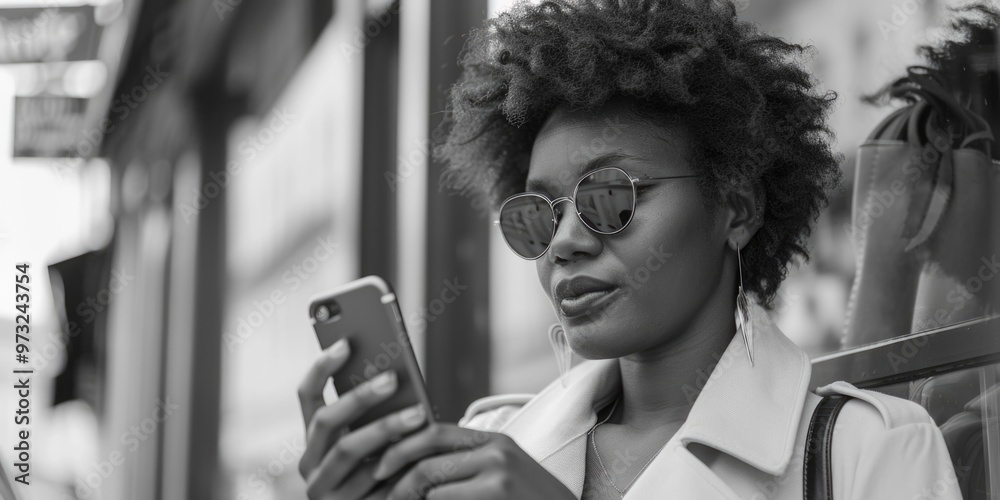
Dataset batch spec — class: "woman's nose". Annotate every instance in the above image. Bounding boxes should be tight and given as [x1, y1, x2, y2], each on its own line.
[547, 199, 602, 263]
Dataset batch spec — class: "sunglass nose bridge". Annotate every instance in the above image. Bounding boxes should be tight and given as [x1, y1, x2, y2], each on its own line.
[550, 196, 574, 221]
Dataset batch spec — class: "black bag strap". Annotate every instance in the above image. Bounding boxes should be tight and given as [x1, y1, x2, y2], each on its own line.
[803, 394, 853, 500]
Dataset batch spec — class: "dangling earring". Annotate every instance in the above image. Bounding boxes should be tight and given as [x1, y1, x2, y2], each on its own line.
[735, 243, 755, 367]
[548, 323, 573, 387]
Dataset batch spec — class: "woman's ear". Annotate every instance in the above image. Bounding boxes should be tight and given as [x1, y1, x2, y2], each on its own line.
[724, 181, 765, 251]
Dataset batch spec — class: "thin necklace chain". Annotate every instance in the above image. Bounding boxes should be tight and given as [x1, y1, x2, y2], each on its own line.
[588, 395, 668, 498]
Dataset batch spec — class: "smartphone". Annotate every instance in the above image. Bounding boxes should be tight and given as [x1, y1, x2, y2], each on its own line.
[308, 275, 435, 431]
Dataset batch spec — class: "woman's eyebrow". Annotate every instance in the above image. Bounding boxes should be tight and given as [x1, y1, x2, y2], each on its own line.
[525, 152, 648, 193]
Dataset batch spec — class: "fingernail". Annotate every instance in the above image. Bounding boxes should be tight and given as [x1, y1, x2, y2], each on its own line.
[370, 370, 397, 395]
[326, 338, 349, 360]
[400, 404, 425, 427]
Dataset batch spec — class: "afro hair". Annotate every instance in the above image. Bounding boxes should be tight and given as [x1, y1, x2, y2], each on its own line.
[865, 1, 1000, 116]
[435, 0, 843, 308]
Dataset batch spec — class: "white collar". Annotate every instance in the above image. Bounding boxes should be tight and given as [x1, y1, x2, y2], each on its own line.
[496, 303, 812, 494]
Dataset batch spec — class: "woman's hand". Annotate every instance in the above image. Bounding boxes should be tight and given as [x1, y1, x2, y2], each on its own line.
[297, 338, 429, 499]
[371, 423, 577, 500]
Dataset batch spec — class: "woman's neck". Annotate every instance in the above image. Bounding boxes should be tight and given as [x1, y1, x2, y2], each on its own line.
[614, 293, 737, 432]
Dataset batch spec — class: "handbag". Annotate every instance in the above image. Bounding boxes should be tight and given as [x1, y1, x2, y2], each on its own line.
[844, 66, 994, 347]
[803, 395, 853, 500]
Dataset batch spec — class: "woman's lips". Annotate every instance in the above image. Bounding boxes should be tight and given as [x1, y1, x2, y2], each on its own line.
[559, 286, 620, 318]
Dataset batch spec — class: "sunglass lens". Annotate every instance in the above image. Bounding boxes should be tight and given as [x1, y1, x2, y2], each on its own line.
[575, 169, 634, 233]
[498, 195, 555, 259]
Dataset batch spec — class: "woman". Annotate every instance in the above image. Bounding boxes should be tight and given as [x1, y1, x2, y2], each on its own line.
[297, 1, 962, 498]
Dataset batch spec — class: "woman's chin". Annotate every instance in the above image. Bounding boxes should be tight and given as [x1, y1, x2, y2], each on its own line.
[565, 326, 627, 360]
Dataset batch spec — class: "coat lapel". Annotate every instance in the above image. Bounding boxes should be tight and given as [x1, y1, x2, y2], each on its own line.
[498, 303, 813, 498]
[497, 358, 621, 497]
[675, 302, 813, 476]
[625, 303, 813, 497]
[624, 444, 747, 499]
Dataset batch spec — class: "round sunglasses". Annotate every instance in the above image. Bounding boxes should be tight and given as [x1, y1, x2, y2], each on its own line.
[494, 166, 697, 260]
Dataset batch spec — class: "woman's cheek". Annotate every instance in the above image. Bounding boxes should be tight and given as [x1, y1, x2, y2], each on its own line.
[627, 206, 718, 307]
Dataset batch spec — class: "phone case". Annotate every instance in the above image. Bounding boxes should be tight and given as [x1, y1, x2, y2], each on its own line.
[307, 275, 435, 430]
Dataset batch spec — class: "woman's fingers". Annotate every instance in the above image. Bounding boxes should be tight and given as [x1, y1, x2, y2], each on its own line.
[299, 370, 399, 477]
[298, 338, 351, 428]
[373, 424, 489, 482]
[362, 481, 393, 500]
[308, 458, 381, 500]
[385, 450, 494, 500]
[306, 403, 428, 493]
[425, 477, 497, 500]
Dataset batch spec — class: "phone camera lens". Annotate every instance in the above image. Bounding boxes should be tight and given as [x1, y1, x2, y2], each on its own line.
[315, 305, 331, 322]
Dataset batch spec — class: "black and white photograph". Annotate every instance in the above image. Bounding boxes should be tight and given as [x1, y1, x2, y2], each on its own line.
[0, 0, 998, 498]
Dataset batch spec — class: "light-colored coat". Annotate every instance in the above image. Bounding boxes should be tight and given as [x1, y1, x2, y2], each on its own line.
[459, 305, 962, 499]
